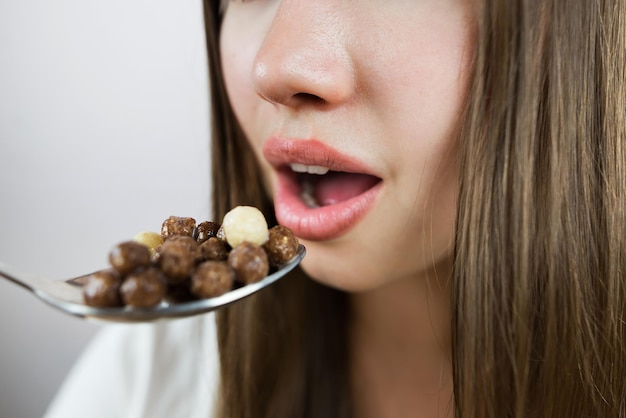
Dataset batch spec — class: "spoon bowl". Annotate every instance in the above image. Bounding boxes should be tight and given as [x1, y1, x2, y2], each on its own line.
[0, 244, 305, 323]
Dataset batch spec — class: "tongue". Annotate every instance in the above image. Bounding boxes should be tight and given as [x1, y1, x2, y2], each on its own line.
[312, 172, 380, 206]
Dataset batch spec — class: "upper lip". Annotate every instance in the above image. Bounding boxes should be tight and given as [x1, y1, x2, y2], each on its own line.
[262, 137, 379, 176]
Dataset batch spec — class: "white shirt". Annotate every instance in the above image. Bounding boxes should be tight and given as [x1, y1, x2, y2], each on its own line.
[44, 314, 219, 418]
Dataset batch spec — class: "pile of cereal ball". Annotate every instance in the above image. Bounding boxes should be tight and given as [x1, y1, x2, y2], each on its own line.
[83, 206, 299, 308]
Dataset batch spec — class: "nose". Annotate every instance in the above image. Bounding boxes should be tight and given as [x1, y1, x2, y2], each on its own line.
[252, 4, 355, 109]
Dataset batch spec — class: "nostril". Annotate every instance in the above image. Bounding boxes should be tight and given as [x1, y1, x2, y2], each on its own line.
[292, 92, 325, 104]
[255, 80, 330, 108]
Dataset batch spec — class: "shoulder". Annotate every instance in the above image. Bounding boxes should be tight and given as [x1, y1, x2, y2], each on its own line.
[44, 314, 219, 418]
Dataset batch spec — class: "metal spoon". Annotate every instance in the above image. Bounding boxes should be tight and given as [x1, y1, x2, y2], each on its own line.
[0, 244, 305, 323]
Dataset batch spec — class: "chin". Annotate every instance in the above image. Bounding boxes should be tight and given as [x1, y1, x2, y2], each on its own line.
[297, 230, 455, 295]
[297, 241, 390, 293]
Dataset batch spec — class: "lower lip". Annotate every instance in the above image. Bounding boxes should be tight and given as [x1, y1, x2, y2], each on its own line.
[273, 171, 382, 241]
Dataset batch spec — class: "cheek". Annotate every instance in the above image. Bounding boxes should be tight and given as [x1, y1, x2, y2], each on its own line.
[220, 26, 275, 185]
[220, 35, 255, 126]
[219, 10, 267, 133]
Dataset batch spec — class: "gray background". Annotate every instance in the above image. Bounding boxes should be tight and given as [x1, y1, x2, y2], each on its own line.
[0, 1, 211, 417]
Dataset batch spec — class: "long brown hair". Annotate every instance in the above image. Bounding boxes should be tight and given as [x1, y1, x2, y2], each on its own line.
[203, 0, 626, 417]
[454, 0, 626, 417]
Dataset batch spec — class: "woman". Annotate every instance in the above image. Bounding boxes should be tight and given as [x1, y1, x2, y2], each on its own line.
[47, 0, 625, 417]
[208, 0, 625, 417]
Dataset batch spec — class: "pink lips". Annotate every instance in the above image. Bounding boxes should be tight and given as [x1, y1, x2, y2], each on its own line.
[263, 137, 382, 241]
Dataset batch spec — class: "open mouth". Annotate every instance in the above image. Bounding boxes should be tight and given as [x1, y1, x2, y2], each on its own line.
[264, 137, 383, 240]
[288, 164, 382, 208]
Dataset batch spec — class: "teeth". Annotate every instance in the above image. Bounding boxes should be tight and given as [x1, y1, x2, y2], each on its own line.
[290, 163, 330, 175]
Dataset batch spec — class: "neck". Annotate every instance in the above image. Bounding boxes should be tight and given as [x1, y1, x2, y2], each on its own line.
[348, 260, 454, 418]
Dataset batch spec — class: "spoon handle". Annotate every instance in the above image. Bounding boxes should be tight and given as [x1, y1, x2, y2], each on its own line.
[0, 261, 47, 292]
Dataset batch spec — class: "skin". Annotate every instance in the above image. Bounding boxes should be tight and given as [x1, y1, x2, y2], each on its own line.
[220, 1, 475, 416]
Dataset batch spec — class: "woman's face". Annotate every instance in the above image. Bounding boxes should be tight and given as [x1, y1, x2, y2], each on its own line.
[220, 0, 474, 292]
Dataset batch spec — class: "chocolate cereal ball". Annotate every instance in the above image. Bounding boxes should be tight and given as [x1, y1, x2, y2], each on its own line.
[200, 237, 229, 261]
[161, 216, 196, 240]
[194, 221, 221, 244]
[165, 236, 202, 262]
[120, 267, 166, 308]
[228, 241, 269, 284]
[191, 261, 235, 298]
[163, 281, 197, 304]
[264, 225, 299, 266]
[108, 241, 151, 276]
[83, 270, 123, 308]
[157, 236, 199, 282]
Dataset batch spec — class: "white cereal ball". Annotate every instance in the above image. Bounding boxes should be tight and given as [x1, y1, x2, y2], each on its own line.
[133, 231, 163, 256]
[222, 206, 269, 248]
